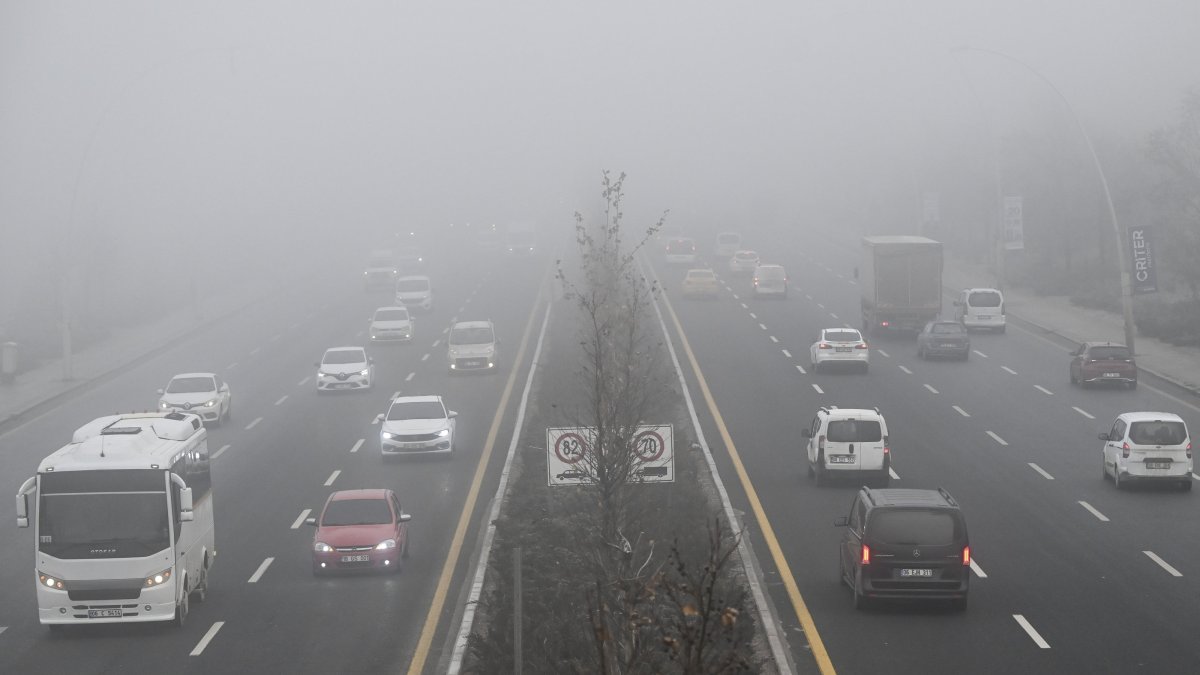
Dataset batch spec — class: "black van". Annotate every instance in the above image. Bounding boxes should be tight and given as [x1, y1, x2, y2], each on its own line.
[835, 487, 970, 610]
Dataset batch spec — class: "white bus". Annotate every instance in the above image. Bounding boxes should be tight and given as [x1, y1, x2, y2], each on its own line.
[15, 411, 215, 629]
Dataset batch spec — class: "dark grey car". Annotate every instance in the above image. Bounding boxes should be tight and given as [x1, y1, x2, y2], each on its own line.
[917, 321, 971, 360]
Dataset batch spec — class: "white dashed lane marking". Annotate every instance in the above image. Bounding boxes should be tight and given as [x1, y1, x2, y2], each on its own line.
[249, 347, 261, 356]
[740, 302, 748, 309]
[247, 557, 274, 583]
[812, 384, 824, 394]
[245, 417, 263, 431]
[749, 312, 757, 319]
[899, 365, 913, 374]
[274, 395, 288, 406]
[759, 323, 767, 330]
[817, 303, 825, 309]
[405, 372, 415, 382]
[796, 365, 807, 374]
[1078, 501, 1110, 522]
[972, 349, 988, 358]
[1028, 463, 1055, 480]
[876, 349, 889, 358]
[270, 334, 281, 343]
[297, 376, 310, 387]
[349, 439, 364, 453]
[190, 621, 225, 656]
[952, 405, 970, 417]
[0, 626, 8, 636]
[970, 560, 987, 578]
[805, 294, 813, 300]
[372, 413, 384, 425]
[986, 431, 1008, 446]
[290, 509, 311, 530]
[830, 313, 839, 320]
[212, 444, 230, 460]
[770, 336, 779, 343]
[923, 384, 939, 394]
[1034, 385, 1054, 396]
[888, 467, 900, 480]
[324, 470, 341, 487]
[1073, 407, 1095, 419]
[226, 362, 239, 371]
[1144, 551, 1183, 577]
[421, 353, 430, 362]
[391, 391, 402, 400]
[782, 349, 792, 358]
[1013, 615, 1050, 649]
[432, 339, 441, 347]
[1002, 366, 1017, 375]
[732, 293, 740, 300]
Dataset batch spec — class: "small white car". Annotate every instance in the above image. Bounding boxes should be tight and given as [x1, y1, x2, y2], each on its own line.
[394, 275, 434, 313]
[681, 268, 720, 299]
[369, 306, 414, 342]
[803, 406, 890, 487]
[158, 373, 231, 426]
[315, 346, 374, 392]
[752, 264, 788, 298]
[1100, 412, 1193, 491]
[955, 288, 1006, 333]
[448, 320, 498, 373]
[381, 395, 457, 457]
[664, 238, 698, 265]
[810, 328, 870, 373]
[728, 250, 760, 274]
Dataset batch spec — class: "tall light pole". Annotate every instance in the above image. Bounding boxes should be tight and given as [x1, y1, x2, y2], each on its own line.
[953, 46, 1137, 355]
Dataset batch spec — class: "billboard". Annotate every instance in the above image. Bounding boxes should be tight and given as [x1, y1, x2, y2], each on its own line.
[1128, 227, 1157, 295]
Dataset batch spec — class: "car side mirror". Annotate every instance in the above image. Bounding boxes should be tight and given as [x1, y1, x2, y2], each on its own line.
[1098, 432, 1110, 441]
[801, 429, 812, 438]
[305, 517, 317, 526]
[449, 411, 458, 418]
[157, 388, 165, 395]
[834, 516, 849, 527]
[399, 513, 412, 523]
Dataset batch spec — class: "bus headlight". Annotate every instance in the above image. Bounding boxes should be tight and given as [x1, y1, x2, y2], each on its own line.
[38, 572, 65, 590]
[144, 568, 172, 587]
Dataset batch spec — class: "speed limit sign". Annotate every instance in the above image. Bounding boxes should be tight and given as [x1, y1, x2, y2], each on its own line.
[554, 432, 588, 464]
[633, 429, 665, 462]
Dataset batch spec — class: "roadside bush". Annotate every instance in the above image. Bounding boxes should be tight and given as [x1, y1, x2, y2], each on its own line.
[1135, 298, 1200, 344]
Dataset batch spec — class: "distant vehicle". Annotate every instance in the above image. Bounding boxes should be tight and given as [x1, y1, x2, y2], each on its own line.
[954, 288, 1006, 333]
[752, 264, 788, 298]
[713, 232, 741, 258]
[447, 320, 498, 372]
[315, 346, 374, 392]
[728, 250, 760, 274]
[380, 395, 457, 457]
[506, 225, 537, 255]
[1069, 341, 1137, 389]
[916, 321, 971, 361]
[369, 306, 414, 342]
[664, 238, 698, 265]
[859, 236, 943, 334]
[810, 328, 870, 373]
[15, 412, 214, 628]
[835, 487, 970, 610]
[394, 275, 434, 313]
[364, 249, 399, 292]
[681, 268, 719, 299]
[1099, 412, 1192, 490]
[804, 406, 890, 487]
[395, 246, 426, 273]
[307, 489, 411, 575]
[158, 373, 231, 426]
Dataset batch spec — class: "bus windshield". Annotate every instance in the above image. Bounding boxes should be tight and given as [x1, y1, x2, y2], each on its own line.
[37, 470, 171, 559]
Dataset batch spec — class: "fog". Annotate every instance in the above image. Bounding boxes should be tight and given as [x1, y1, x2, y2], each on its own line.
[2, 0, 1198, 351]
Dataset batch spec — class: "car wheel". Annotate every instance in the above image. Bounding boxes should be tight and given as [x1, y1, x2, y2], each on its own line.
[191, 564, 208, 603]
[815, 459, 828, 487]
[852, 571, 870, 610]
[861, 363, 869, 374]
[997, 326, 1006, 334]
[1069, 371, 1077, 386]
[962, 351, 970, 361]
[1128, 380, 1138, 390]
[1114, 469, 1124, 490]
[917, 346, 925, 359]
[1102, 461, 1110, 482]
[1182, 480, 1193, 492]
[402, 535, 411, 559]
[807, 462, 815, 479]
[174, 582, 189, 627]
[951, 595, 968, 612]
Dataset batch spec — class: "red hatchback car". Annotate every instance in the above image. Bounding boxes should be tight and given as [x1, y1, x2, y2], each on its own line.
[1069, 342, 1137, 389]
[307, 489, 411, 575]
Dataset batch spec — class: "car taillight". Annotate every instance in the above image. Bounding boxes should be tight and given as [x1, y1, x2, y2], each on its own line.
[861, 543, 871, 565]
[818, 343, 831, 350]
[962, 545, 971, 566]
[753, 278, 759, 286]
[1186, 442, 1192, 459]
[1122, 442, 1131, 459]
[855, 343, 868, 349]
[881, 320, 890, 327]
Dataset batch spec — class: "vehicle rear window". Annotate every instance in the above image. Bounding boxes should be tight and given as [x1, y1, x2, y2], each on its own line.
[1088, 346, 1130, 360]
[1129, 421, 1188, 446]
[322, 499, 392, 526]
[967, 291, 1002, 307]
[931, 323, 965, 334]
[869, 509, 958, 545]
[668, 239, 694, 252]
[757, 267, 785, 279]
[826, 419, 882, 442]
[824, 330, 861, 343]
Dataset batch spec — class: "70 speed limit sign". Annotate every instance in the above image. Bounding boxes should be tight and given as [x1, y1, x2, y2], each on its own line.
[546, 425, 674, 486]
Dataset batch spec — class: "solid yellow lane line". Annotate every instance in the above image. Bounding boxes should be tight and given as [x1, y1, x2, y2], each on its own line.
[404, 278, 547, 675]
[662, 293, 837, 675]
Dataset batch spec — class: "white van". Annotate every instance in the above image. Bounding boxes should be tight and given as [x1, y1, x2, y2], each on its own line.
[394, 275, 433, 313]
[955, 288, 1005, 333]
[1100, 412, 1193, 491]
[803, 406, 890, 487]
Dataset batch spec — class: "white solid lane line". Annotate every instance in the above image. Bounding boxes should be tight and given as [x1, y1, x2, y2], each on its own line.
[1028, 463, 1055, 480]
[421, 353, 430, 362]
[952, 405, 971, 417]
[247, 557, 274, 583]
[986, 431, 1008, 446]
[1078, 501, 1110, 522]
[190, 621, 225, 656]
[796, 364, 807, 374]
[405, 372, 415, 382]
[782, 349, 792, 358]
[1002, 366, 1017, 375]
[274, 395, 288, 406]
[749, 312, 757, 319]
[1034, 385, 1054, 395]
[812, 384, 824, 394]
[297, 376, 310, 387]
[923, 384, 939, 394]
[969, 560, 987, 578]
[212, 444, 230, 460]
[349, 439, 364, 453]
[888, 467, 900, 480]
[1144, 551, 1183, 577]
[245, 417, 263, 431]
[1073, 407, 1095, 419]
[290, 509, 311, 530]
[324, 470, 341, 486]
[372, 413, 383, 425]
[876, 349, 889, 358]
[770, 336, 779, 343]
[972, 349, 988, 358]
[899, 365, 913, 374]
[1013, 615, 1050, 649]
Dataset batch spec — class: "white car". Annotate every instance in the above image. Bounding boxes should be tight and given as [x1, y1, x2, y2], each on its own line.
[381, 395, 457, 457]
[810, 328, 870, 373]
[728, 250, 760, 274]
[315, 346, 374, 392]
[664, 238, 698, 265]
[369, 306, 415, 342]
[803, 406, 890, 487]
[713, 231, 741, 259]
[1100, 412, 1193, 491]
[158, 372, 231, 426]
[448, 320, 498, 372]
[394, 275, 434, 313]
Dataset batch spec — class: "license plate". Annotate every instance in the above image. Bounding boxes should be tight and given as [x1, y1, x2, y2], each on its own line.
[828, 455, 855, 464]
[1146, 461, 1171, 470]
[464, 359, 483, 367]
[1103, 372, 1120, 378]
[341, 554, 371, 563]
[939, 343, 955, 348]
[835, 347, 851, 352]
[899, 568, 933, 578]
[977, 315, 991, 320]
[88, 609, 124, 618]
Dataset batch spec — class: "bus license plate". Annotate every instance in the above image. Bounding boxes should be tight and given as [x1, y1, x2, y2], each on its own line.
[88, 609, 124, 618]
[899, 569, 933, 578]
[828, 455, 855, 464]
[341, 554, 370, 563]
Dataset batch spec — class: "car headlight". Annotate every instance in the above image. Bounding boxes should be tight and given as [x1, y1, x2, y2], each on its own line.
[382, 431, 395, 440]
[375, 539, 396, 550]
[317, 371, 330, 378]
[144, 568, 172, 588]
[314, 542, 333, 553]
[38, 571, 66, 590]
[159, 401, 169, 409]
[436, 428, 449, 437]
[359, 368, 369, 377]
[203, 399, 217, 408]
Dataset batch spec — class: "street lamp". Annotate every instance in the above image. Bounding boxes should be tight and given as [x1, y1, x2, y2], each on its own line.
[952, 46, 1137, 355]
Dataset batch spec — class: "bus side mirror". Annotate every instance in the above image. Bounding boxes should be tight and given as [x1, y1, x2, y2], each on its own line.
[16, 493, 29, 528]
[179, 487, 194, 522]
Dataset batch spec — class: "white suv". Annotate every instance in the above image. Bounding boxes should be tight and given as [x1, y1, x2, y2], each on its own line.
[1100, 412, 1193, 491]
[315, 346, 374, 392]
[810, 328, 870, 373]
[447, 320, 498, 373]
[381, 395, 457, 457]
[803, 406, 890, 487]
